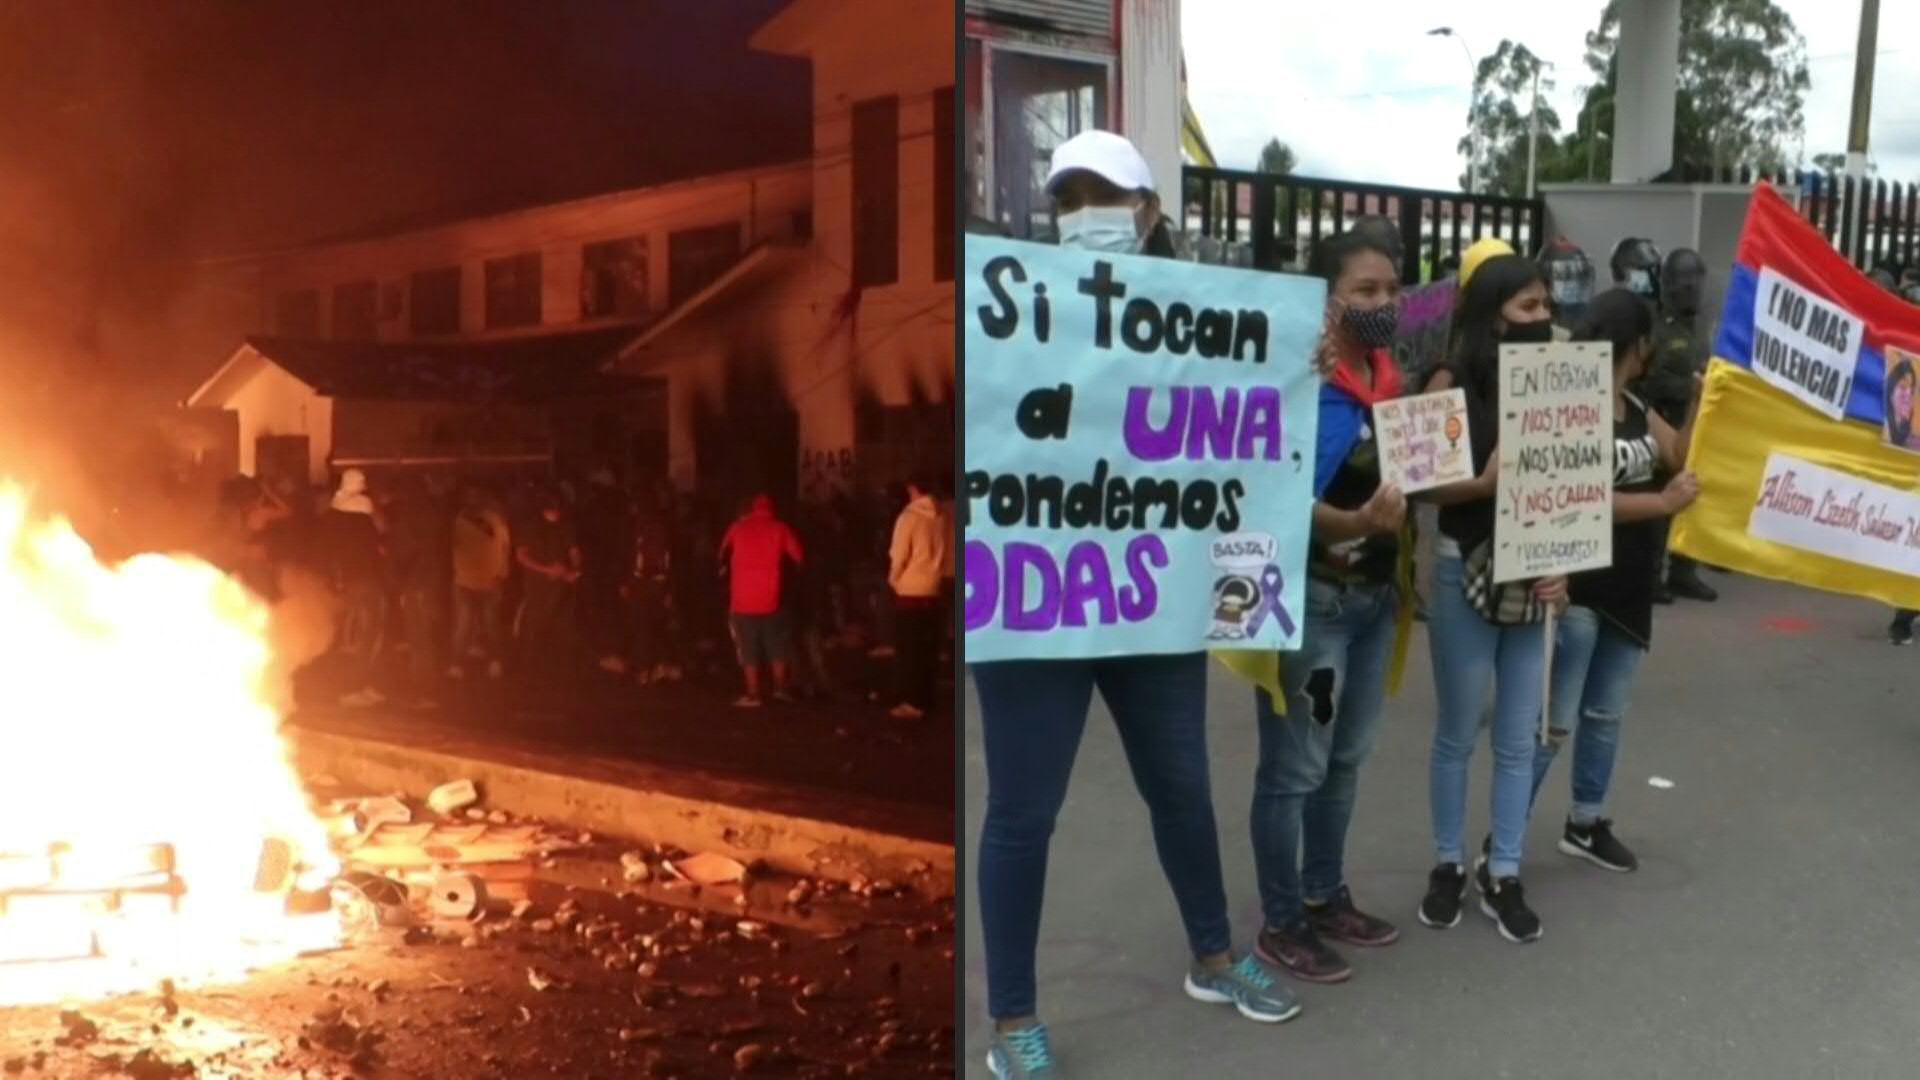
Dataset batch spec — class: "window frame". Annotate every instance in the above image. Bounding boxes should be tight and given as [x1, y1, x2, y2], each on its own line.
[483, 251, 544, 330]
[851, 94, 901, 288]
[970, 35, 1115, 240]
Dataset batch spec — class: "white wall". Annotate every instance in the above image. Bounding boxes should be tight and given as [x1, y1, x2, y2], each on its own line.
[755, 0, 955, 493]
[1122, 0, 1183, 200]
[224, 363, 333, 483]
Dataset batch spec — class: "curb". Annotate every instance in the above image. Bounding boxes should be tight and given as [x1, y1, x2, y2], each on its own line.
[288, 723, 954, 899]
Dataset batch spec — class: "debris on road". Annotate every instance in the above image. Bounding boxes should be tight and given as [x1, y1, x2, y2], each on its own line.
[426, 778, 480, 816]
[671, 852, 748, 886]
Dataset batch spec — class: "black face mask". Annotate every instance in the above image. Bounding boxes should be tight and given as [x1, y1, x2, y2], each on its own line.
[1502, 317, 1555, 344]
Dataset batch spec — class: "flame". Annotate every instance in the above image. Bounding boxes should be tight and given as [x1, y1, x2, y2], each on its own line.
[0, 483, 338, 1004]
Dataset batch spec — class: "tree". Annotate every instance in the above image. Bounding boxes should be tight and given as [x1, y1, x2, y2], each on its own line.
[1457, 40, 1560, 196]
[1578, 0, 1809, 174]
[1257, 137, 1296, 176]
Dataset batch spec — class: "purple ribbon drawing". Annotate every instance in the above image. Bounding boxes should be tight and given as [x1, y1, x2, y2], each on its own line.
[1244, 563, 1294, 639]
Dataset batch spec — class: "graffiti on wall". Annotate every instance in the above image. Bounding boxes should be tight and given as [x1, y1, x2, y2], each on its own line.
[800, 445, 854, 498]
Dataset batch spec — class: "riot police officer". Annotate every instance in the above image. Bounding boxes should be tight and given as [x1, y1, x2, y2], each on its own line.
[1541, 236, 1596, 328]
[1643, 246, 1716, 602]
[1611, 237, 1662, 301]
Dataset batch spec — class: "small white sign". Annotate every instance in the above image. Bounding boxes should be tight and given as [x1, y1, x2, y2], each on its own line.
[1746, 452, 1920, 576]
[1494, 341, 1615, 583]
[1749, 266, 1862, 420]
[1372, 389, 1473, 495]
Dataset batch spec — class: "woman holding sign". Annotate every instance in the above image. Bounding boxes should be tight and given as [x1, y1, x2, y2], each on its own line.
[971, 130, 1301, 1080]
[1527, 288, 1700, 871]
[1246, 230, 1410, 984]
[1416, 254, 1567, 944]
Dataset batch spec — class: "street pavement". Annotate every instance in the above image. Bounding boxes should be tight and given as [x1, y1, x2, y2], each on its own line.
[963, 573, 1920, 1079]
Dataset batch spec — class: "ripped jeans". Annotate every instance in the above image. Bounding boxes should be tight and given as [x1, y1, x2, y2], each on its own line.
[1251, 577, 1398, 928]
[1529, 605, 1646, 825]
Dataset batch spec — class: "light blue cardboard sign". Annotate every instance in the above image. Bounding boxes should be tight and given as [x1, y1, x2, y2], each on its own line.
[963, 237, 1324, 661]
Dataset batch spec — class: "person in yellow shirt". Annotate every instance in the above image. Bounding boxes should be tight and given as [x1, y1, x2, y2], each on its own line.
[449, 483, 511, 680]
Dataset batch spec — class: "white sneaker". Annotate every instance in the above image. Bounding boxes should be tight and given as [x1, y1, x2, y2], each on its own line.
[732, 695, 764, 709]
[888, 703, 925, 720]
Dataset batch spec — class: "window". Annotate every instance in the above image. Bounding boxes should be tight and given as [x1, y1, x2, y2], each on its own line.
[580, 237, 650, 319]
[987, 47, 1109, 239]
[274, 289, 319, 338]
[934, 86, 955, 282]
[484, 252, 542, 329]
[332, 280, 377, 341]
[667, 223, 742, 307]
[852, 95, 899, 288]
[409, 266, 462, 336]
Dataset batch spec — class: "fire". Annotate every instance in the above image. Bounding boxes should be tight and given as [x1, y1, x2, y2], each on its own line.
[0, 483, 338, 1004]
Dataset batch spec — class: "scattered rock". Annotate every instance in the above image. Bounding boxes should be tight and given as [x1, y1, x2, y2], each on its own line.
[620, 852, 652, 883]
[531, 919, 557, 933]
[527, 967, 555, 992]
[56, 1009, 99, 1046]
[512, 899, 537, 920]
[733, 1043, 768, 1073]
[488, 810, 511, 824]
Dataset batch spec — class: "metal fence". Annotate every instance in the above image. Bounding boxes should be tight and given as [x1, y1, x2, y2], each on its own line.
[1181, 166, 1546, 284]
[1669, 164, 1920, 273]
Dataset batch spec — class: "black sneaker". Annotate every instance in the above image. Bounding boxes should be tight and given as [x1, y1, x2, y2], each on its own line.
[1417, 863, 1468, 929]
[1558, 817, 1638, 872]
[1479, 876, 1543, 943]
[1305, 886, 1399, 947]
[1892, 613, 1916, 646]
[1255, 919, 1351, 983]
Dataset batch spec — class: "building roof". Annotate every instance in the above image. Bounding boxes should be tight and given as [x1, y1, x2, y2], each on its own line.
[189, 324, 647, 408]
[749, 0, 839, 56]
[613, 242, 806, 364]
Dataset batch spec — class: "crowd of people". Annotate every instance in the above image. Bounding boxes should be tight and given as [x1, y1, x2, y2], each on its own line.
[207, 465, 953, 719]
[972, 130, 1728, 1080]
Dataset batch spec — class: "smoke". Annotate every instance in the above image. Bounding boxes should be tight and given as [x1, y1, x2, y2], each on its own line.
[264, 565, 339, 715]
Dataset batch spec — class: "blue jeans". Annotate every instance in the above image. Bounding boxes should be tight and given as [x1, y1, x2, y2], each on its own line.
[1530, 605, 1644, 824]
[1251, 578, 1398, 928]
[1427, 553, 1547, 880]
[972, 652, 1231, 1021]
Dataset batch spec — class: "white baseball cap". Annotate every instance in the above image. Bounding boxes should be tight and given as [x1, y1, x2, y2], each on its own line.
[1044, 130, 1156, 196]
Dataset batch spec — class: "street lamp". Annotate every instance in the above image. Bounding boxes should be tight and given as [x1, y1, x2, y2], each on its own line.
[1429, 26, 1479, 193]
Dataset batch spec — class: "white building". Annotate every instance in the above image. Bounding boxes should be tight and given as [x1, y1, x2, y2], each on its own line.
[184, 0, 954, 506]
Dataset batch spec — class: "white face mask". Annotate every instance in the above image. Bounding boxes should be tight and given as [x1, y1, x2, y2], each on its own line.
[1057, 206, 1142, 253]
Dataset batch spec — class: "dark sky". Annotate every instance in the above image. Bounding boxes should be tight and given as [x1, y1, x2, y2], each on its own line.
[0, 0, 810, 258]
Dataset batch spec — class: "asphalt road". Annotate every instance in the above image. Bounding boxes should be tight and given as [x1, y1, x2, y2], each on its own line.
[963, 573, 1920, 1079]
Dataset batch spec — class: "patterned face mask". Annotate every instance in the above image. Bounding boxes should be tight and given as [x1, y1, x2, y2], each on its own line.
[1340, 302, 1400, 348]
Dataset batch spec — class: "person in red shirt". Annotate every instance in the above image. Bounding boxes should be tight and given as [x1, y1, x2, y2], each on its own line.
[717, 494, 804, 707]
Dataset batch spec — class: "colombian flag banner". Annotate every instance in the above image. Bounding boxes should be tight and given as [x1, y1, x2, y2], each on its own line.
[1671, 184, 1920, 608]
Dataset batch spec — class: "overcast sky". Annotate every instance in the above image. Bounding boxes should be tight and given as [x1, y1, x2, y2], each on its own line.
[1184, 0, 1917, 188]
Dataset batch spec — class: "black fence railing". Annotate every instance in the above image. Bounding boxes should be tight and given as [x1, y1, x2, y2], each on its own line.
[1182, 166, 1546, 284]
[1666, 164, 1920, 274]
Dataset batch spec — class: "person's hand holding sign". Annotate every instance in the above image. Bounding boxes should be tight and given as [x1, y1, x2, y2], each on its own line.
[1530, 574, 1570, 614]
[1359, 482, 1406, 534]
[1660, 470, 1701, 515]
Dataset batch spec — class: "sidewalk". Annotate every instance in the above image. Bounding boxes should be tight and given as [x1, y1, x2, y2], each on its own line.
[291, 673, 953, 896]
